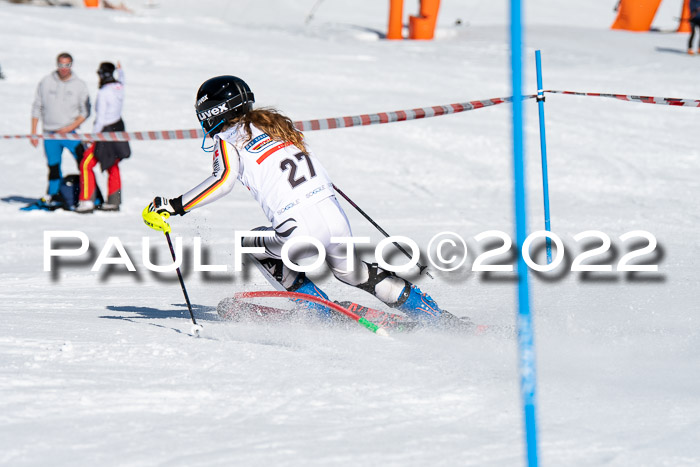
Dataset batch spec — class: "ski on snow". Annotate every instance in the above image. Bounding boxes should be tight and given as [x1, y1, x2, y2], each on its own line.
[216, 296, 504, 336]
[216, 296, 420, 333]
[223, 255, 505, 335]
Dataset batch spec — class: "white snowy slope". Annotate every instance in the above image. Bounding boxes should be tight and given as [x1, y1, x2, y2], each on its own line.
[1, 0, 699, 465]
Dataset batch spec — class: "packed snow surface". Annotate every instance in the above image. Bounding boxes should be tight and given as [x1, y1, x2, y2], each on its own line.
[1, 0, 699, 465]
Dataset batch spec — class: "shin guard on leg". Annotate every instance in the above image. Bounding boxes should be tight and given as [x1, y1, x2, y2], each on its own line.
[354, 262, 443, 323]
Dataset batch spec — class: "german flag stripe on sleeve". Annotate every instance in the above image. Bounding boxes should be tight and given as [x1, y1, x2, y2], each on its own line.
[184, 139, 230, 210]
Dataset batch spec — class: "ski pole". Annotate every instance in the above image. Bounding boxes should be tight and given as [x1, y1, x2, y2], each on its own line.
[332, 184, 433, 279]
[535, 50, 553, 264]
[304, 0, 325, 24]
[142, 207, 203, 337]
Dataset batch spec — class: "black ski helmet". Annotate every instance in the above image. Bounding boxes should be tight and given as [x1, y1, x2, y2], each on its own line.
[195, 75, 255, 134]
[97, 62, 116, 85]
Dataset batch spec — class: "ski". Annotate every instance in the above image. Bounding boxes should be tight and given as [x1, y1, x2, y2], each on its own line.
[217, 293, 511, 336]
[20, 198, 62, 211]
[336, 302, 499, 335]
[217, 295, 419, 332]
[334, 301, 419, 332]
[217, 296, 295, 322]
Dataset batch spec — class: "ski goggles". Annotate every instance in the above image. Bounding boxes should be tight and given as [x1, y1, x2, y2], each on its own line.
[57, 62, 72, 69]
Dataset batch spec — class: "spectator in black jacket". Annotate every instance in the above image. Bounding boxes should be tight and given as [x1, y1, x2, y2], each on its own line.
[689, 0, 700, 54]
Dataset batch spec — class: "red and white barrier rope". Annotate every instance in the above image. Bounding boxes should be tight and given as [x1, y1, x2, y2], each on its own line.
[544, 90, 700, 107]
[0, 128, 204, 142]
[0, 95, 529, 142]
[2, 90, 697, 142]
[293, 95, 527, 131]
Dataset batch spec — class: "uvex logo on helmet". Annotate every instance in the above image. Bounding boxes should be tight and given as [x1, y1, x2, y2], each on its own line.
[197, 102, 230, 121]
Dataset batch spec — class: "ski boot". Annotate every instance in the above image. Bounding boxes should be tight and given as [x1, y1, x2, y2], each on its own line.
[393, 283, 474, 331]
[99, 190, 120, 212]
[288, 274, 331, 320]
[75, 200, 95, 214]
[392, 284, 442, 321]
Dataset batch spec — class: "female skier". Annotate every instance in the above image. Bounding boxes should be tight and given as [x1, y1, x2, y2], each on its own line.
[146, 75, 455, 325]
[76, 61, 130, 213]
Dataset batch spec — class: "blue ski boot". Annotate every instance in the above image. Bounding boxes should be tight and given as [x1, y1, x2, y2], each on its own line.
[289, 275, 331, 320]
[392, 282, 475, 331]
[392, 283, 443, 323]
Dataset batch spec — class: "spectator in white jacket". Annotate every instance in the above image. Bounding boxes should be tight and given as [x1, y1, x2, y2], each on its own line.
[76, 61, 131, 213]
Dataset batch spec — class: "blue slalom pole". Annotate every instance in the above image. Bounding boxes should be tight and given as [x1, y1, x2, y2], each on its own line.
[511, 1, 539, 466]
[535, 50, 553, 264]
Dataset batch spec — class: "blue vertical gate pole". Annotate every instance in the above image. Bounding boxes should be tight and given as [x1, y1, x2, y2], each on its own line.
[510, 1, 539, 466]
[535, 50, 553, 264]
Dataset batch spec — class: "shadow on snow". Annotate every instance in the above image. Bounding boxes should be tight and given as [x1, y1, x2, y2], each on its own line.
[101, 303, 218, 323]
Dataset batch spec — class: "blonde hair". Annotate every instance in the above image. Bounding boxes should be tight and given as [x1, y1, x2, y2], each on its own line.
[226, 108, 307, 153]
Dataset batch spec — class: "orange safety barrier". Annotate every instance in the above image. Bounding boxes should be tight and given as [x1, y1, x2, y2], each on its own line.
[409, 0, 441, 40]
[387, 0, 404, 40]
[84, 0, 99, 7]
[678, 0, 691, 33]
[611, 0, 663, 31]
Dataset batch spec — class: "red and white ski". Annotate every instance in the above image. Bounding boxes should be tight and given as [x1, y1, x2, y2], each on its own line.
[217, 295, 420, 333]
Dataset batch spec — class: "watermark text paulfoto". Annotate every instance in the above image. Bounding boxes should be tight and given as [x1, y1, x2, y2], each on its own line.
[43, 229, 660, 274]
